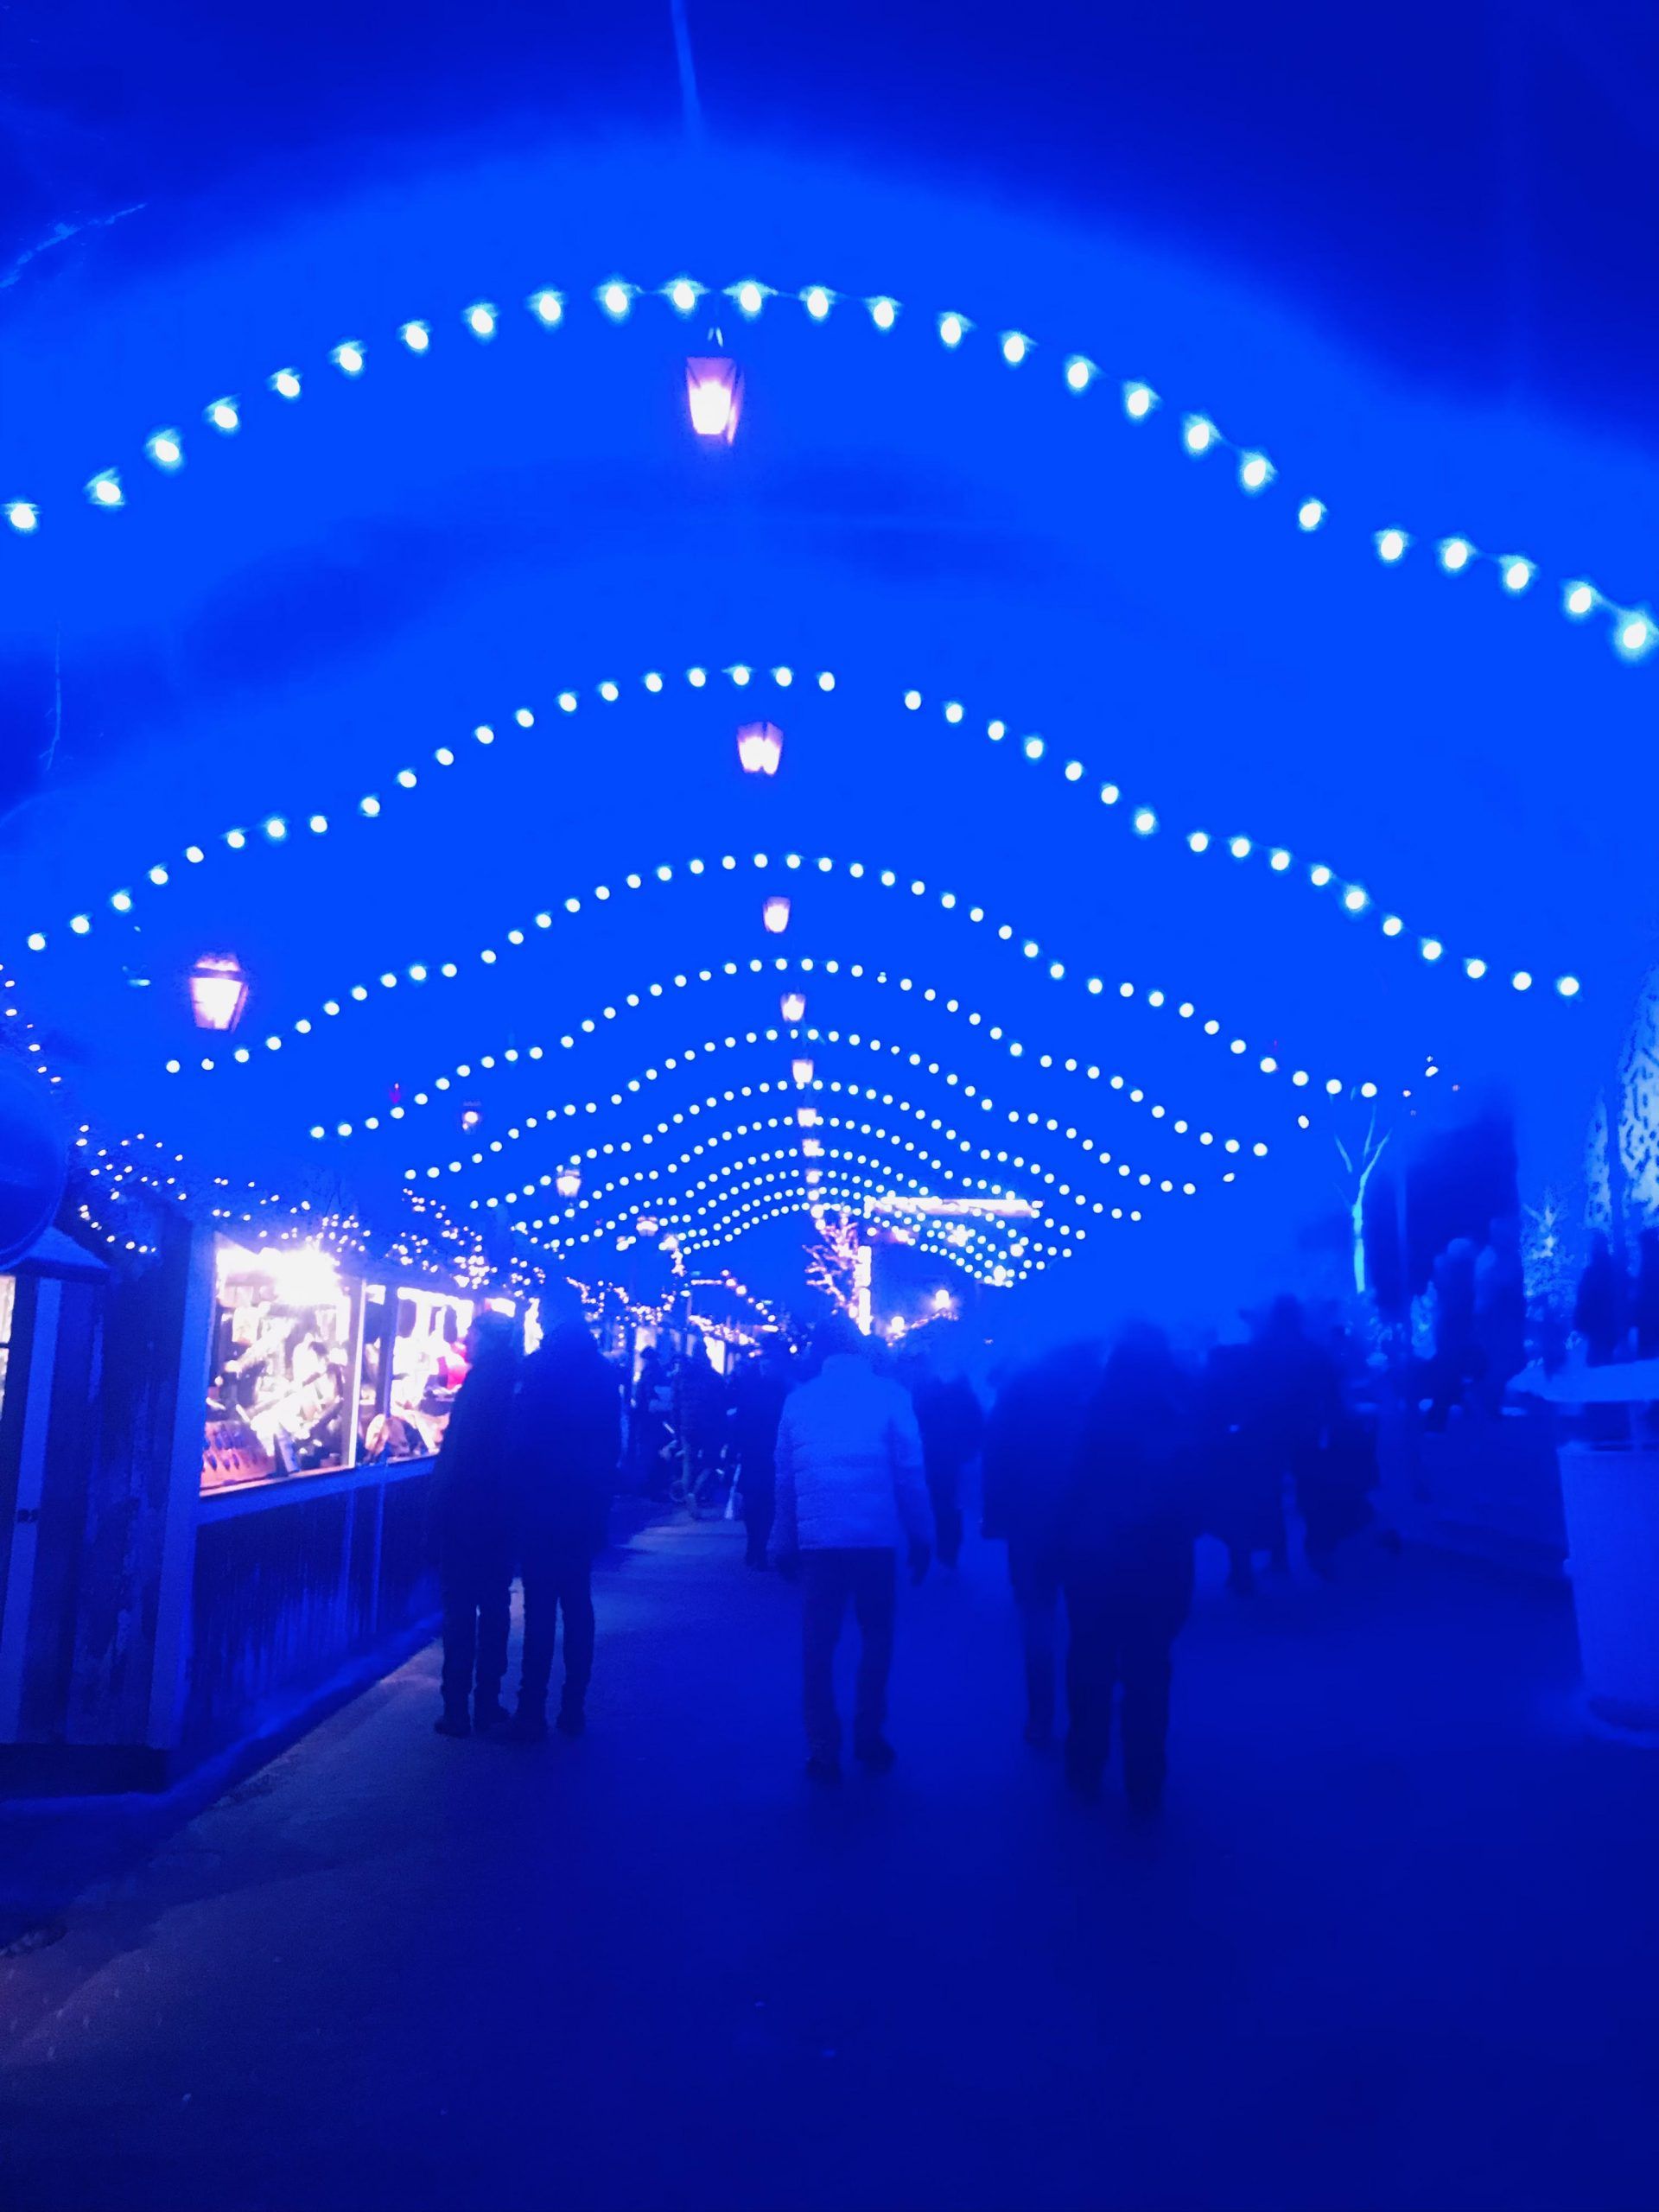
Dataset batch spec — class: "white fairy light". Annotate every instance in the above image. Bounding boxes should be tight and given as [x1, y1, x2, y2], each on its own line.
[205, 397, 240, 433]
[667, 278, 702, 315]
[1376, 529, 1408, 563]
[1438, 537, 1473, 573]
[938, 313, 966, 347]
[1297, 499, 1325, 531]
[803, 287, 833, 321]
[1122, 382, 1157, 420]
[465, 303, 498, 340]
[86, 472, 124, 507]
[868, 297, 899, 330]
[1564, 582, 1596, 618]
[528, 290, 563, 326]
[270, 368, 302, 399]
[1001, 331, 1029, 366]
[599, 283, 633, 321]
[398, 321, 430, 353]
[1064, 356, 1095, 391]
[146, 430, 184, 471]
[1501, 556, 1534, 594]
[1182, 415, 1216, 454]
[5, 501, 38, 533]
[331, 340, 365, 375]
[1238, 453, 1274, 493]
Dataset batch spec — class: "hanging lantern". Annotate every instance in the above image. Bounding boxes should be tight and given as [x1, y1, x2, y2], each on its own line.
[791, 1057, 815, 1088]
[737, 721, 784, 776]
[556, 1166, 582, 1199]
[797, 1105, 819, 1128]
[803, 1136, 824, 1158]
[637, 1214, 660, 1237]
[686, 356, 743, 442]
[804, 1167, 823, 1188]
[188, 952, 250, 1032]
[762, 895, 791, 934]
[781, 989, 806, 1023]
[461, 1103, 484, 1132]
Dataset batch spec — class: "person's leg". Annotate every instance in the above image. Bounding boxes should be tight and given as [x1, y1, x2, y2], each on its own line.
[928, 1469, 963, 1567]
[800, 1550, 850, 1769]
[438, 1566, 478, 1730]
[557, 1551, 596, 1730]
[742, 1459, 775, 1567]
[851, 1548, 898, 1760]
[474, 1557, 512, 1725]
[1117, 1613, 1174, 1816]
[1063, 1579, 1115, 1799]
[516, 1542, 556, 1727]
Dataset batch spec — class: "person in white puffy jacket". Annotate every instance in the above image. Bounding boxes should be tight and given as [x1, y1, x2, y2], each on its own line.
[772, 1315, 936, 1782]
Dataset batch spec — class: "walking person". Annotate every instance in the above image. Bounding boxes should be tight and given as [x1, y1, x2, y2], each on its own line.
[982, 1340, 1102, 1747]
[1058, 1325, 1199, 1820]
[504, 1319, 620, 1741]
[909, 1347, 984, 1568]
[728, 1340, 792, 1567]
[772, 1315, 934, 1783]
[429, 1312, 520, 1738]
[1576, 1233, 1629, 1365]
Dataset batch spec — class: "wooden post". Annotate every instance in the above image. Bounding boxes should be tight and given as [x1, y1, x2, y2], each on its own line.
[143, 1226, 217, 1754]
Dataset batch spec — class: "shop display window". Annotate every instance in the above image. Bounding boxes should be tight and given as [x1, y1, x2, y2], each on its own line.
[0, 1273, 14, 1433]
[203, 1242, 361, 1490]
[357, 1284, 477, 1463]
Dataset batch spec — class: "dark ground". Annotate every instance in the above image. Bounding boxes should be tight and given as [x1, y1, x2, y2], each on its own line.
[3, 1515, 1656, 2212]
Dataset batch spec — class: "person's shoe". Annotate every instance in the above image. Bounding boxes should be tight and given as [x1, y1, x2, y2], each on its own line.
[854, 1737, 897, 1773]
[433, 1710, 470, 1738]
[555, 1704, 586, 1738]
[474, 1701, 512, 1735]
[501, 1711, 548, 1744]
[804, 1755, 842, 1786]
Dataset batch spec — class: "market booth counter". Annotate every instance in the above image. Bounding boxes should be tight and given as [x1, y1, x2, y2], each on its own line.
[0, 1222, 524, 1794]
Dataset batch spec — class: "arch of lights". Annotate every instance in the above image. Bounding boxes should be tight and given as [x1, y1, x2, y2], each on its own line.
[313, 957, 1284, 1155]
[391, 1044, 1244, 1197]
[146, 843, 1393, 1096]
[17, 656, 1581, 995]
[9, 271, 1651, 671]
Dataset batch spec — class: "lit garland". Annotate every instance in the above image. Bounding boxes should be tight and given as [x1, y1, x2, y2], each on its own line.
[10, 271, 1651, 670]
[15, 656, 1579, 997]
[154, 843, 1384, 1095]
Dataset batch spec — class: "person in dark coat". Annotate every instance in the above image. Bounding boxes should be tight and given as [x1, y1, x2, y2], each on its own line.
[504, 1319, 620, 1740]
[632, 1345, 672, 1497]
[1577, 1233, 1630, 1365]
[909, 1357, 985, 1568]
[729, 1342, 793, 1567]
[674, 1340, 726, 1508]
[429, 1312, 520, 1738]
[1058, 1325, 1198, 1818]
[982, 1340, 1103, 1746]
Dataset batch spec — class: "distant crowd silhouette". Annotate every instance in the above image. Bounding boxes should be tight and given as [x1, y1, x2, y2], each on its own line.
[428, 1288, 1386, 1818]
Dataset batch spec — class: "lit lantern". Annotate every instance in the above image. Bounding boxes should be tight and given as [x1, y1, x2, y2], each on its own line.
[791, 1057, 815, 1088]
[805, 1167, 823, 1187]
[797, 1105, 819, 1128]
[188, 952, 250, 1032]
[686, 356, 742, 442]
[803, 1137, 824, 1158]
[737, 721, 784, 776]
[637, 1215, 660, 1237]
[762, 895, 791, 934]
[556, 1166, 582, 1199]
[461, 1103, 483, 1132]
[781, 990, 806, 1022]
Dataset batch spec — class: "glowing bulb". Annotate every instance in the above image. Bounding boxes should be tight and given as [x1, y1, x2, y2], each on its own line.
[600, 283, 632, 321]
[668, 279, 699, 315]
[264, 817, 287, 841]
[1556, 975, 1580, 998]
[1297, 499, 1325, 531]
[1382, 915, 1403, 936]
[25, 932, 44, 950]
[1122, 382, 1156, 419]
[1618, 613, 1655, 660]
[1309, 864, 1332, 887]
[1064, 355, 1093, 391]
[1133, 809, 1157, 836]
[1229, 836, 1251, 860]
[206, 397, 240, 433]
[1421, 938, 1443, 961]
[1022, 735, 1044, 760]
[1564, 582, 1595, 618]
[1500, 556, 1534, 594]
[226, 830, 246, 849]
[86, 472, 124, 507]
[1188, 831, 1211, 852]
[645, 671, 663, 692]
[734, 281, 766, 319]
[1238, 452, 1274, 493]
[1342, 887, 1368, 912]
[1183, 415, 1216, 454]
[1376, 529, 1408, 563]
[1511, 970, 1532, 991]
[332, 341, 365, 375]
[1465, 957, 1487, 979]
[398, 321, 430, 353]
[465, 302, 497, 339]
[763, 897, 791, 935]
[529, 290, 563, 326]
[309, 814, 328, 835]
[688, 666, 707, 687]
[1269, 849, 1292, 871]
[111, 891, 132, 912]
[938, 313, 964, 346]
[804, 286, 832, 321]
[359, 795, 381, 817]
[146, 430, 184, 471]
[1438, 537, 1472, 573]
[270, 368, 302, 399]
[818, 671, 836, 692]
[69, 913, 90, 934]
[5, 501, 38, 532]
[1001, 331, 1028, 365]
[869, 297, 898, 330]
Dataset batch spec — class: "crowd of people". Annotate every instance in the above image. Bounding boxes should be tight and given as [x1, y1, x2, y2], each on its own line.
[429, 1292, 1380, 1819]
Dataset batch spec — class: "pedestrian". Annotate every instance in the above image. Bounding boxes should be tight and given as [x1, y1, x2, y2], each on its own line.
[673, 1338, 725, 1508]
[1575, 1234, 1628, 1366]
[1058, 1325, 1198, 1819]
[632, 1345, 672, 1497]
[429, 1311, 520, 1738]
[503, 1318, 620, 1741]
[909, 1346, 984, 1568]
[982, 1340, 1102, 1747]
[772, 1314, 934, 1783]
[1473, 1216, 1527, 1414]
[728, 1340, 792, 1567]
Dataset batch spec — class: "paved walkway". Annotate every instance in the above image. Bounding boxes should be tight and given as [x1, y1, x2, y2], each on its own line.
[3, 1517, 1656, 2211]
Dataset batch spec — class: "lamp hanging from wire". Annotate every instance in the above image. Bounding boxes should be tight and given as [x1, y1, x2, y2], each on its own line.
[686, 355, 743, 443]
[737, 721, 784, 776]
[188, 952, 250, 1032]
